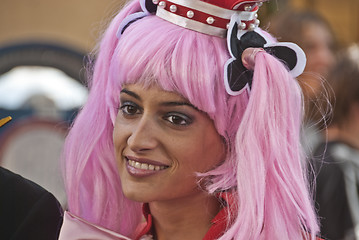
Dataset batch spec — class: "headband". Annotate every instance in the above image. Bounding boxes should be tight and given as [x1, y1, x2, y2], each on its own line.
[116, 0, 306, 96]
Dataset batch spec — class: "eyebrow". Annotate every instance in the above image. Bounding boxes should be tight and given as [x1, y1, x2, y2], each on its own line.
[160, 101, 199, 111]
[120, 88, 199, 111]
[120, 89, 141, 100]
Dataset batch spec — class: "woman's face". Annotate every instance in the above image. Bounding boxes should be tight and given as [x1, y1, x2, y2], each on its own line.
[299, 22, 335, 99]
[113, 84, 225, 203]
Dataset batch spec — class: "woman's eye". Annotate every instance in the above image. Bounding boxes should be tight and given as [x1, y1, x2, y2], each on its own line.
[120, 103, 141, 115]
[164, 114, 192, 126]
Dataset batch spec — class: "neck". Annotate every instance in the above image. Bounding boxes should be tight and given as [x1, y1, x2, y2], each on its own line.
[149, 191, 221, 240]
[327, 123, 359, 150]
[326, 103, 359, 149]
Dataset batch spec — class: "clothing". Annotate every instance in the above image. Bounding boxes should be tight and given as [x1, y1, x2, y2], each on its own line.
[0, 167, 63, 240]
[312, 141, 359, 240]
[59, 193, 233, 240]
[135, 194, 323, 240]
[135, 193, 233, 240]
[59, 211, 131, 240]
[61, 191, 322, 240]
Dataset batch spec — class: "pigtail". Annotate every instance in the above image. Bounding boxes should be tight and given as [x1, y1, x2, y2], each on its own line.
[220, 52, 319, 239]
[61, 0, 143, 236]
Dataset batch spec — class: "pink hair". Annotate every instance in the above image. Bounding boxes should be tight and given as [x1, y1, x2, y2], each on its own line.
[62, 0, 319, 239]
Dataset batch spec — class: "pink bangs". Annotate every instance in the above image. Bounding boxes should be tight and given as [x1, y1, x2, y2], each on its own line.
[107, 15, 248, 137]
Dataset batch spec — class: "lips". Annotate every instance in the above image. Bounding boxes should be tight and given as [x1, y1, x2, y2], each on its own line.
[125, 156, 169, 177]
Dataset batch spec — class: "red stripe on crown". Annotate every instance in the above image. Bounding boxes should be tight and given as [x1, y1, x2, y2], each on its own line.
[161, 0, 230, 29]
[155, 0, 260, 31]
[202, 0, 262, 10]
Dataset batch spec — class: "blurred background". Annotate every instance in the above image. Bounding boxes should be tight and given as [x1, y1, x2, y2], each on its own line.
[0, 0, 358, 217]
[0, 0, 124, 208]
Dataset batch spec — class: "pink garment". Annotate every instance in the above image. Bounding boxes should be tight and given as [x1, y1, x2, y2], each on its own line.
[59, 211, 132, 240]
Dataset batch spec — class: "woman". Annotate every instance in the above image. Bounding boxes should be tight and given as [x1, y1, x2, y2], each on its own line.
[269, 10, 336, 155]
[269, 9, 336, 106]
[60, 0, 320, 239]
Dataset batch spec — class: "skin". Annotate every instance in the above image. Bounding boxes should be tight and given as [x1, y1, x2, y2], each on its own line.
[327, 103, 359, 150]
[298, 22, 335, 100]
[113, 84, 226, 240]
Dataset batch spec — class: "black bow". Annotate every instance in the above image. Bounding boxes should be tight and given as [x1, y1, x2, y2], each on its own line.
[225, 22, 299, 94]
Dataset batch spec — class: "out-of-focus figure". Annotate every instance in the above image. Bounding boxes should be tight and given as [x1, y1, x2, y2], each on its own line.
[269, 9, 336, 103]
[269, 9, 337, 154]
[0, 116, 63, 240]
[313, 44, 359, 240]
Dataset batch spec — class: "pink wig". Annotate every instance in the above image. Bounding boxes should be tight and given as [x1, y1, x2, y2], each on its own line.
[62, 0, 319, 238]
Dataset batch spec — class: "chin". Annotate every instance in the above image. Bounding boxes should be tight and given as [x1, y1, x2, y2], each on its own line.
[121, 185, 154, 203]
[123, 191, 145, 202]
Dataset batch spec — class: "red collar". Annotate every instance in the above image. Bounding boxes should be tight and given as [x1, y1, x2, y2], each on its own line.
[134, 194, 323, 240]
[135, 193, 235, 240]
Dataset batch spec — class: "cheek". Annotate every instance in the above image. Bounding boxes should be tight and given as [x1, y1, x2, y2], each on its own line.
[202, 136, 225, 169]
[173, 130, 224, 173]
[113, 121, 127, 158]
[113, 122, 120, 149]
[203, 128, 226, 168]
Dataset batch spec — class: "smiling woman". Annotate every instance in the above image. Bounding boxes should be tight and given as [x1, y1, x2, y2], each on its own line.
[114, 84, 225, 206]
[59, 0, 321, 239]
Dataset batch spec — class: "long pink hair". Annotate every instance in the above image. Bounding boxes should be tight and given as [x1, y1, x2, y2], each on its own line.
[62, 0, 319, 239]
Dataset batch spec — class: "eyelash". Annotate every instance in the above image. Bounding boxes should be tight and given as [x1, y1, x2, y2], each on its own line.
[119, 102, 193, 126]
[163, 113, 192, 126]
[119, 102, 141, 116]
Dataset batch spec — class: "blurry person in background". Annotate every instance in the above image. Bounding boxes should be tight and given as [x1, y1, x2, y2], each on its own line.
[0, 167, 63, 240]
[0, 116, 63, 240]
[312, 44, 359, 240]
[269, 9, 337, 154]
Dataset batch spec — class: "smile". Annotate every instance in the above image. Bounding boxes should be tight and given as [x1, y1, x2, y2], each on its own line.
[128, 159, 167, 171]
[125, 156, 169, 177]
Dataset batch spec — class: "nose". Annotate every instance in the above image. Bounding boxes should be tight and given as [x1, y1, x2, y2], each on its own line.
[313, 45, 335, 75]
[127, 114, 159, 152]
[323, 48, 335, 68]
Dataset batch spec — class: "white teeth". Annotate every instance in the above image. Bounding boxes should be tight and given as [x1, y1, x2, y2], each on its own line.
[140, 163, 148, 169]
[128, 159, 166, 171]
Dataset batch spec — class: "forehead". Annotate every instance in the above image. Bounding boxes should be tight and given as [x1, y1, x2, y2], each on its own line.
[302, 23, 332, 43]
[121, 84, 189, 103]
